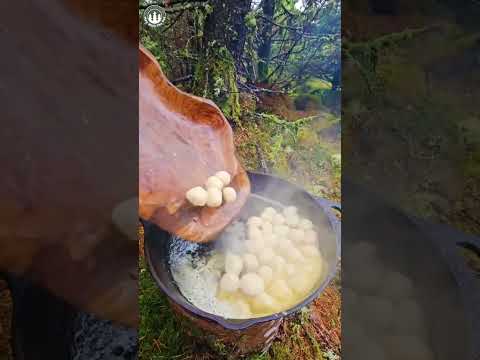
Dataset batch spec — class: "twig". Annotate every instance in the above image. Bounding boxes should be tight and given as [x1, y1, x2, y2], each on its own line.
[171, 74, 193, 84]
[255, 144, 270, 173]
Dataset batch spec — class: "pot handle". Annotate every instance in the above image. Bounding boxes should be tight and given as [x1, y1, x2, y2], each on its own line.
[411, 218, 480, 360]
[315, 197, 341, 253]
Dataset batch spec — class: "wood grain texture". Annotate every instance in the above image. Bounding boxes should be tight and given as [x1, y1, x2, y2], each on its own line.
[139, 46, 251, 243]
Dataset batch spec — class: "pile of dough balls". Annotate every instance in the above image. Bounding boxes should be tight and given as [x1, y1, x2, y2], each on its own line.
[216, 205, 324, 317]
[185, 171, 237, 208]
[343, 242, 434, 360]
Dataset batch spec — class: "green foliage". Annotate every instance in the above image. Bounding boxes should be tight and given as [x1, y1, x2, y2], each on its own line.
[193, 46, 241, 122]
[235, 112, 341, 201]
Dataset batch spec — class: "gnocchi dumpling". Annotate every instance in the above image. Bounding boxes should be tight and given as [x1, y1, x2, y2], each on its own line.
[303, 229, 318, 244]
[248, 226, 263, 241]
[219, 273, 240, 292]
[273, 224, 290, 236]
[258, 248, 275, 265]
[215, 170, 231, 186]
[261, 207, 276, 222]
[271, 255, 287, 274]
[205, 175, 224, 190]
[283, 206, 298, 218]
[299, 245, 321, 258]
[225, 253, 243, 275]
[185, 186, 208, 206]
[222, 187, 237, 203]
[257, 265, 273, 285]
[245, 238, 265, 254]
[285, 214, 300, 227]
[298, 218, 313, 230]
[272, 213, 285, 225]
[247, 216, 262, 228]
[286, 247, 304, 263]
[243, 253, 259, 272]
[251, 292, 277, 312]
[206, 187, 223, 207]
[289, 228, 305, 243]
[240, 273, 265, 296]
[261, 221, 273, 235]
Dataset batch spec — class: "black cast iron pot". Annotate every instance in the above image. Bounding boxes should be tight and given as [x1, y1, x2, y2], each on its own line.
[143, 172, 341, 331]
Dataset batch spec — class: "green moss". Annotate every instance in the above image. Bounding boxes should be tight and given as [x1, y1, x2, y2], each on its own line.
[193, 46, 241, 123]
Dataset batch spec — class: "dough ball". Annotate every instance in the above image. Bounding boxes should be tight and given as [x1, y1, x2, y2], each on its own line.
[273, 224, 290, 236]
[245, 238, 265, 253]
[263, 206, 277, 217]
[299, 245, 321, 258]
[251, 292, 278, 313]
[263, 233, 277, 248]
[225, 253, 243, 275]
[206, 187, 223, 207]
[285, 214, 299, 227]
[261, 221, 273, 235]
[277, 239, 295, 256]
[272, 213, 285, 225]
[243, 253, 259, 272]
[269, 279, 293, 299]
[270, 255, 286, 274]
[303, 229, 318, 244]
[360, 295, 393, 331]
[289, 228, 305, 243]
[215, 170, 231, 186]
[283, 206, 298, 218]
[285, 263, 296, 276]
[219, 273, 240, 292]
[247, 216, 262, 228]
[380, 271, 414, 299]
[205, 175, 224, 190]
[240, 273, 265, 296]
[383, 335, 434, 360]
[298, 218, 313, 230]
[185, 186, 208, 206]
[261, 212, 274, 222]
[258, 248, 275, 265]
[257, 265, 273, 285]
[286, 247, 304, 263]
[248, 226, 263, 241]
[222, 187, 237, 203]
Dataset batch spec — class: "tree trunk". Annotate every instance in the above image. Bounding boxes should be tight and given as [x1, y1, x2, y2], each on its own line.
[193, 0, 251, 122]
[257, 0, 276, 82]
[203, 0, 252, 61]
